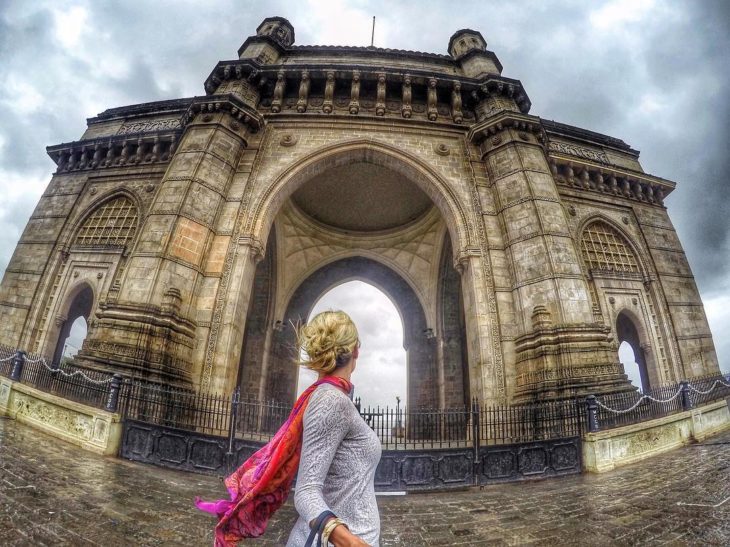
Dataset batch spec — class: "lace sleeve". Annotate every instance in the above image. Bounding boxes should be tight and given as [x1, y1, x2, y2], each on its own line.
[294, 388, 353, 526]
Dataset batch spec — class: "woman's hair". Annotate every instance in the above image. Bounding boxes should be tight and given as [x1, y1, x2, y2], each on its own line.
[297, 310, 359, 374]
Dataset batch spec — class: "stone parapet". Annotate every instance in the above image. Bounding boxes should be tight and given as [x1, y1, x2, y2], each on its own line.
[582, 399, 730, 472]
[0, 377, 122, 456]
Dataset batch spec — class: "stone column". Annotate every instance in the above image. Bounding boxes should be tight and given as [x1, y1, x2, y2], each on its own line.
[84, 104, 257, 386]
[469, 111, 631, 400]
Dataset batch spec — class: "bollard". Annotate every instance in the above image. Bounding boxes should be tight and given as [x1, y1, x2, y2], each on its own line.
[586, 395, 599, 433]
[10, 350, 26, 381]
[680, 380, 692, 411]
[105, 374, 123, 412]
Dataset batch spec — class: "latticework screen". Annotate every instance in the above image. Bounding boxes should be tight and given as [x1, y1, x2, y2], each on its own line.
[75, 196, 138, 247]
[580, 221, 638, 273]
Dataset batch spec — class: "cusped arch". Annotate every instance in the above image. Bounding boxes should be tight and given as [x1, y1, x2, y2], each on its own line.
[577, 215, 650, 277]
[67, 190, 142, 249]
[245, 139, 474, 256]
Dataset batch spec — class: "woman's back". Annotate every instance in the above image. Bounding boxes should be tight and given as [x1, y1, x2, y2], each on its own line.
[286, 384, 381, 546]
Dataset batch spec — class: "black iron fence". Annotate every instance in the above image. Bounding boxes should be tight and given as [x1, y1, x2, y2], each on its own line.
[0, 344, 14, 377]
[1, 344, 728, 443]
[587, 373, 730, 433]
[0, 348, 120, 411]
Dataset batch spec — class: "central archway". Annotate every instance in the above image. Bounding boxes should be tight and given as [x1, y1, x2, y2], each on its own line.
[296, 281, 407, 409]
[265, 256, 438, 410]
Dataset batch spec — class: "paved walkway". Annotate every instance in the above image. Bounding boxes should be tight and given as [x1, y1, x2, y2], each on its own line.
[0, 417, 728, 546]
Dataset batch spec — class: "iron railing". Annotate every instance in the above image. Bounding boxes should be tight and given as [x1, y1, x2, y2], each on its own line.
[118, 378, 231, 436]
[589, 373, 730, 432]
[687, 372, 730, 407]
[478, 399, 584, 445]
[0, 343, 14, 377]
[1, 343, 728, 442]
[7, 350, 116, 410]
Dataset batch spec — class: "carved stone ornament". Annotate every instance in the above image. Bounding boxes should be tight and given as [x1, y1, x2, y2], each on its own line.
[229, 120, 241, 131]
[97, 272, 103, 279]
[622, 216, 629, 225]
[491, 135, 502, 146]
[518, 131, 529, 141]
[89, 187, 97, 195]
[145, 183, 155, 193]
[567, 205, 577, 216]
[434, 143, 450, 156]
[280, 134, 298, 147]
[117, 118, 181, 135]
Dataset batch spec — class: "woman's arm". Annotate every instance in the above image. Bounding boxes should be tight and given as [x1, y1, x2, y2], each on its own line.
[294, 389, 370, 547]
[294, 389, 352, 525]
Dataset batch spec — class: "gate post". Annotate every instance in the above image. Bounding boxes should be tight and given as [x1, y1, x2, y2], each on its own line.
[226, 387, 240, 471]
[680, 381, 692, 411]
[105, 374, 123, 412]
[10, 350, 26, 381]
[471, 397, 480, 485]
[586, 395, 599, 433]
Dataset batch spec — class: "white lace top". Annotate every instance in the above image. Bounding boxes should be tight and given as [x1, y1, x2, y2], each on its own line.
[286, 383, 382, 546]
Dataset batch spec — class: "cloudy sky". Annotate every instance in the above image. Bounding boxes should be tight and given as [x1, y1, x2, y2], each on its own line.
[1, 1, 728, 404]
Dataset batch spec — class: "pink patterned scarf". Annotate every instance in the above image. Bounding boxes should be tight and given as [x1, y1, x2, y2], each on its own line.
[195, 376, 353, 546]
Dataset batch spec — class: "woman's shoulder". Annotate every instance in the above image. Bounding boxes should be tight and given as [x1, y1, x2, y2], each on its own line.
[306, 384, 355, 419]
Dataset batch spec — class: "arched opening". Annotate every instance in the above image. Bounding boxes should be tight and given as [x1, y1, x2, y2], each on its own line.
[232, 145, 472, 408]
[295, 281, 407, 409]
[265, 256, 437, 410]
[61, 316, 88, 364]
[52, 285, 94, 365]
[618, 341, 645, 391]
[616, 311, 650, 392]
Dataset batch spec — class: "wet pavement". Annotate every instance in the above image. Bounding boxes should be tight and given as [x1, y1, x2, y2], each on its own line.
[0, 417, 728, 546]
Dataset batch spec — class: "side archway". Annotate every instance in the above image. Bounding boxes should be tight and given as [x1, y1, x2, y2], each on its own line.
[51, 283, 95, 365]
[616, 310, 650, 391]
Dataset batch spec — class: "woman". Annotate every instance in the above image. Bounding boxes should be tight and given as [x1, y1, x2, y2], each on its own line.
[286, 310, 381, 546]
[195, 310, 380, 546]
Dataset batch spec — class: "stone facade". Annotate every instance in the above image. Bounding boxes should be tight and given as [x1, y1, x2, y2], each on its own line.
[0, 17, 720, 407]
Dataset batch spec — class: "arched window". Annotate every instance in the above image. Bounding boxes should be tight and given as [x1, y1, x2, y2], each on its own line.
[75, 196, 138, 247]
[580, 220, 638, 274]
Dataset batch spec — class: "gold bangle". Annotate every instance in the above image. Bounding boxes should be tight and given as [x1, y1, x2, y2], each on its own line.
[321, 517, 347, 545]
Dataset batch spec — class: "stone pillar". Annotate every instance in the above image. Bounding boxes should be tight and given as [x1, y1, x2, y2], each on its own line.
[469, 111, 631, 400]
[82, 104, 256, 386]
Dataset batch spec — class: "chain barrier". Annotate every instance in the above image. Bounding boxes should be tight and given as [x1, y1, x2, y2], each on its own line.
[0, 355, 15, 363]
[26, 355, 114, 385]
[686, 379, 730, 395]
[595, 387, 682, 414]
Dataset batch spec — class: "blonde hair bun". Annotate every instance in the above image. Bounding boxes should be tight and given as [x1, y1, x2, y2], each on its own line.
[297, 310, 359, 374]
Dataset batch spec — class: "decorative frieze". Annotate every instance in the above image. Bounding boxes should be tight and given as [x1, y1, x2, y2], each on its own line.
[47, 131, 180, 173]
[117, 118, 181, 135]
[548, 141, 611, 165]
[550, 158, 671, 207]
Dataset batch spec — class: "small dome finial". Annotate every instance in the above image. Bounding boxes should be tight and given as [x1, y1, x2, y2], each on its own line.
[256, 16, 295, 47]
[447, 29, 487, 59]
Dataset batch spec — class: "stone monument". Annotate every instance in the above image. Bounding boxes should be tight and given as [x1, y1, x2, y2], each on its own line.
[0, 17, 720, 408]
